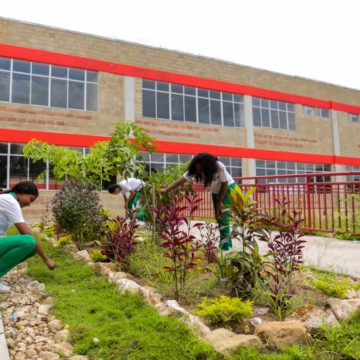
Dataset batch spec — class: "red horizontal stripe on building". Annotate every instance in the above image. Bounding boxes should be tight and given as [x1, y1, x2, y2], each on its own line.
[1, 128, 359, 166]
[0, 43, 359, 114]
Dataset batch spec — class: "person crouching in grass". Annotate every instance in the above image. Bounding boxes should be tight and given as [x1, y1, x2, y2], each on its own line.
[0, 181, 56, 293]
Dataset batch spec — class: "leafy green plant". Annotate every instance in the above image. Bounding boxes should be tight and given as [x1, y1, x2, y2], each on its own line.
[196, 295, 252, 325]
[57, 235, 73, 246]
[52, 181, 103, 248]
[309, 272, 351, 299]
[23, 122, 156, 189]
[90, 249, 108, 262]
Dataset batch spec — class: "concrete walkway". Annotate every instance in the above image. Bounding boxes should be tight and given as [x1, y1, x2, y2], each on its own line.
[190, 222, 360, 278]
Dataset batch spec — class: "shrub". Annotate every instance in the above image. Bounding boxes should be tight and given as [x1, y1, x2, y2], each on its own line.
[260, 198, 307, 320]
[90, 249, 108, 262]
[52, 181, 103, 248]
[196, 296, 252, 325]
[309, 273, 351, 299]
[57, 235, 73, 246]
[102, 214, 139, 269]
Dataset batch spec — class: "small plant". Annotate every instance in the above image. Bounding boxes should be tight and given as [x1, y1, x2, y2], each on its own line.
[199, 222, 218, 264]
[154, 194, 203, 300]
[102, 213, 139, 269]
[309, 272, 351, 299]
[52, 181, 104, 248]
[260, 198, 307, 320]
[57, 235, 73, 246]
[196, 295, 252, 325]
[90, 249, 108, 262]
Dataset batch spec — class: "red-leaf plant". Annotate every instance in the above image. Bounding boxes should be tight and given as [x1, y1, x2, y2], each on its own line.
[259, 198, 307, 319]
[199, 222, 218, 264]
[154, 194, 203, 300]
[103, 212, 139, 269]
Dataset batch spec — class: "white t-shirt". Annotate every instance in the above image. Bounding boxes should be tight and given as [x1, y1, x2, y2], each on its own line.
[119, 178, 145, 196]
[183, 160, 234, 194]
[0, 194, 24, 237]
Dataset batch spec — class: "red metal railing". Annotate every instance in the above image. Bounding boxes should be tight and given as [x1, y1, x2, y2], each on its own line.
[191, 172, 360, 236]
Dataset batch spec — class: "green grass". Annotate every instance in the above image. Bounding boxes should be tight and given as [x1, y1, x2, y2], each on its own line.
[27, 239, 222, 360]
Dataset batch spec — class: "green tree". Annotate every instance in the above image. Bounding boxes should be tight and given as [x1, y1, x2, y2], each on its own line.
[23, 122, 156, 188]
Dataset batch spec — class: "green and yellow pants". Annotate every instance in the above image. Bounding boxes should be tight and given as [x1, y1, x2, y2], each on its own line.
[128, 191, 145, 221]
[0, 234, 36, 277]
[212, 182, 242, 251]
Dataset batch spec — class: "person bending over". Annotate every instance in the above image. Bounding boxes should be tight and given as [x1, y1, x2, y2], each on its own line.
[108, 178, 146, 221]
[0, 181, 56, 293]
[161, 153, 242, 251]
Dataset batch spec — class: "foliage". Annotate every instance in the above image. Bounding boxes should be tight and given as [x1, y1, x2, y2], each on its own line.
[227, 187, 270, 297]
[196, 295, 252, 325]
[90, 249, 108, 262]
[57, 235, 73, 246]
[27, 239, 222, 360]
[260, 198, 307, 320]
[309, 272, 351, 299]
[23, 122, 156, 189]
[154, 194, 203, 300]
[52, 181, 103, 248]
[199, 222, 218, 264]
[140, 162, 191, 232]
[102, 214, 139, 269]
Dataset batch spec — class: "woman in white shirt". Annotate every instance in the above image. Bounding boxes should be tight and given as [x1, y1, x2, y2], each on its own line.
[161, 153, 242, 251]
[0, 181, 55, 293]
[108, 178, 146, 221]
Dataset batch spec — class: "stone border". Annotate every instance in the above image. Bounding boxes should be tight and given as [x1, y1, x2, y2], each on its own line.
[0, 313, 10, 360]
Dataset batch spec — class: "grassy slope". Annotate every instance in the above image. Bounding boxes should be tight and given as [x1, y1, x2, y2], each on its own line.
[27, 240, 222, 360]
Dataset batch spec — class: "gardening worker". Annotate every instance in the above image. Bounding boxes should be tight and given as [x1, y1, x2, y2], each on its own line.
[0, 181, 56, 293]
[161, 153, 243, 251]
[108, 178, 146, 221]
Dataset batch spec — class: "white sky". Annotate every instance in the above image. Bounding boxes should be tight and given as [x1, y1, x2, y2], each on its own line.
[2, 0, 360, 91]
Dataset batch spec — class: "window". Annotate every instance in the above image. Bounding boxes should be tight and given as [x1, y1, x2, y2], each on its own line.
[346, 166, 360, 182]
[348, 113, 359, 123]
[0, 57, 98, 111]
[137, 152, 242, 177]
[302, 106, 329, 118]
[252, 97, 296, 130]
[142, 80, 244, 128]
[255, 160, 331, 183]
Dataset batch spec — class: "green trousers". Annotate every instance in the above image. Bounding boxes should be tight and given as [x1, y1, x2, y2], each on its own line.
[128, 191, 145, 221]
[212, 183, 237, 251]
[0, 234, 36, 278]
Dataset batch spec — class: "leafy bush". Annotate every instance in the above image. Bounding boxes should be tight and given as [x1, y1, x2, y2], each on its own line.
[196, 295, 252, 325]
[102, 214, 139, 269]
[260, 198, 307, 320]
[309, 272, 351, 299]
[57, 235, 73, 246]
[90, 249, 108, 262]
[154, 194, 203, 300]
[52, 181, 103, 248]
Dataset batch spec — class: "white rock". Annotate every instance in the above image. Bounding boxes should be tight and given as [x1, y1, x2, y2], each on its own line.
[48, 319, 63, 332]
[116, 279, 141, 294]
[327, 298, 360, 320]
[165, 300, 188, 316]
[345, 289, 357, 299]
[92, 337, 100, 345]
[139, 286, 163, 306]
[155, 302, 173, 316]
[205, 328, 263, 354]
[39, 351, 61, 360]
[54, 329, 70, 342]
[69, 356, 89, 360]
[35, 336, 48, 343]
[181, 313, 211, 336]
[38, 304, 51, 316]
[74, 250, 91, 262]
[108, 272, 128, 283]
[249, 317, 263, 327]
[52, 342, 74, 357]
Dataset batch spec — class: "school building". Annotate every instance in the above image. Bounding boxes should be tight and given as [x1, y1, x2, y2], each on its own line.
[0, 17, 359, 219]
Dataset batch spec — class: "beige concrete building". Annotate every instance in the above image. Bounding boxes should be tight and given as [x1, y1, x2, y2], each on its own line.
[0, 17, 359, 218]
